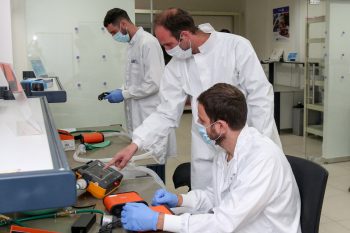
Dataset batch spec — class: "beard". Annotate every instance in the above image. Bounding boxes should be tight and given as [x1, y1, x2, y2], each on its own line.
[208, 128, 224, 146]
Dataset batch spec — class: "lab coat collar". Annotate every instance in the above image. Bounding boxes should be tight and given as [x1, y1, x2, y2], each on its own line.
[198, 23, 215, 33]
[221, 125, 251, 187]
[215, 127, 251, 193]
[232, 125, 251, 160]
[218, 124, 250, 164]
[197, 24, 217, 54]
[129, 27, 144, 46]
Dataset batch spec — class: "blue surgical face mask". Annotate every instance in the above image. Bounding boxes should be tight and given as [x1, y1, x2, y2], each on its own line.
[196, 121, 221, 145]
[197, 124, 212, 144]
[113, 25, 130, 43]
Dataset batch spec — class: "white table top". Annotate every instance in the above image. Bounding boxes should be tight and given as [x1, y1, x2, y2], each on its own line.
[0, 98, 53, 173]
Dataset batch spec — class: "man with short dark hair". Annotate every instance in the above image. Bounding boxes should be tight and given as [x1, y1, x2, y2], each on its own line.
[103, 8, 176, 178]
[120, 83, 301, 233]
[107, 8, 281, 191]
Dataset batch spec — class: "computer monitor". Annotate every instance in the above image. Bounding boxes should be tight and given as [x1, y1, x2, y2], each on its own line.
[30, 58, 48, 78]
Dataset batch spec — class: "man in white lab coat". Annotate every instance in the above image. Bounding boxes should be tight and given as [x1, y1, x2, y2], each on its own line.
[120, 83, 301, 233]
[106, 8, 281, 190]
[103, 9, 176, 173]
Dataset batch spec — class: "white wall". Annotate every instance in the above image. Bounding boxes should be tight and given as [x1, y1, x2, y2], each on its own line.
[245, 0, 306, 129]
[136, 0, 244, 12]
[135, 0, 246, 35]
[323, 0, 350, 159]
[245, 0, 305, 62]
[0, 0, 13, 64]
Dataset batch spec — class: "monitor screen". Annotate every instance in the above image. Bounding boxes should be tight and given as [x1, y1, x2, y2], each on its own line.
[86, 164, 111, 180]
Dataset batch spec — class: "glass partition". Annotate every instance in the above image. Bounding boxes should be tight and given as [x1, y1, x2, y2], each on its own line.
[24, 0, 134, 129]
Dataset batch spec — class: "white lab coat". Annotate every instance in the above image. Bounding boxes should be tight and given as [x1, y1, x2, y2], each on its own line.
[132, 24, 281, 188]
[122, 27, 176, 161]
[163, 126, 301, 233]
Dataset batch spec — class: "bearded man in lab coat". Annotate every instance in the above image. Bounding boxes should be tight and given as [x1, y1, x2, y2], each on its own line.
[103, 8, 177, 180]
[120, 83, 301, 233]
[106, 8, 281, 190]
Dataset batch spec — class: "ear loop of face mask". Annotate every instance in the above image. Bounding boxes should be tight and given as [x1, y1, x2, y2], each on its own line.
[210, 122, 223, 144]
[113, 23, 130, 43]
[180, 33, 193, 51]
[197, 121, 222, 145]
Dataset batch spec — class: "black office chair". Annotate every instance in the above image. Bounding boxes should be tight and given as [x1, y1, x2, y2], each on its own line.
[172, 162, 191, 191]
[173, 156, 328, 233]
[286, 155, 328, 233]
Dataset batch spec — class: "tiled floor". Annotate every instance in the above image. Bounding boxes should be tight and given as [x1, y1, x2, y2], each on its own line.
[166, 113, 350, 233]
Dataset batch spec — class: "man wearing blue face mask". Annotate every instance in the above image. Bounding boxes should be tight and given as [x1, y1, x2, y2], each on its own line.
[106, 8, 281, 191]
[103, 8, 177, 180]
[120, 83, 301, 233]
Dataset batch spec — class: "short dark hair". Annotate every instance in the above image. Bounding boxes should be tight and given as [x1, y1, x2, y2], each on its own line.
[197, 83, 247, 130]
[153, 8, 198, 40]
[104, 8, 131, 27]
[220, 29, 231, 33]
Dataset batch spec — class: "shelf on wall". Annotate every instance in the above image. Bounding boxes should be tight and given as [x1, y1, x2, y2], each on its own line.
[307, 58, 325, 65]
[306, 124, 323, 137]
[309, 79, 324, 86]
[307, 103, 324, 112]
[273, 85, 303, 92]
[308, 38, 326, 43]
[307, 16, 326, 24]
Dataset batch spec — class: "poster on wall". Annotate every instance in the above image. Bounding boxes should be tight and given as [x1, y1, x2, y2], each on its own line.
[273, 6, 290, 40]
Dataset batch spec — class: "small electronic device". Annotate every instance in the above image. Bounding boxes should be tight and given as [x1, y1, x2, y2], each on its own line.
[261, 48, 284, 63]
[269, 48, 284, 61]
[287, 52, 297, 61]
[30, 58, 49, 78]
[150, 205, 174, 215]
[74, 160, 123, 199]
[103, 191, 148, 217]
[71, 214, 96, 233]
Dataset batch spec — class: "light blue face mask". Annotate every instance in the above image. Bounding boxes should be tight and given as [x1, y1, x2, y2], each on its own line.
[113, 26, 130, 43]
[196, 121, 221, 145]
[197, 124, 212, 144]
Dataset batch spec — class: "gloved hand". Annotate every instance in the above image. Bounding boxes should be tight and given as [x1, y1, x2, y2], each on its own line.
[104, 89, 124, 103]
[152, 189, 178, 207]
[121, 202, 159, 231]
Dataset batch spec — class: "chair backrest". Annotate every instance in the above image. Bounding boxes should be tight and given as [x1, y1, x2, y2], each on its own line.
[172, 162, 191, 191]
[286, 155, 328, 233]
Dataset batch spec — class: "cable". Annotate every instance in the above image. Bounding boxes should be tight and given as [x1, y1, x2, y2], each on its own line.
[72, 145, 165, 188]
[75, 209, 104, 215]
[0, 209, 105, 227]
[73, 143, 154, 164]
[72, 204, 96, 209]
[0, 215, 23, 227]
[70, 130, 121, 134]
[99, 219, 121, 233]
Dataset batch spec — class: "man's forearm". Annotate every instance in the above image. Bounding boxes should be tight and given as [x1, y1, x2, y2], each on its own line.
[156, 195, 183, 230]
[157, 213, 165, 230]
[177, 194, 183, 206]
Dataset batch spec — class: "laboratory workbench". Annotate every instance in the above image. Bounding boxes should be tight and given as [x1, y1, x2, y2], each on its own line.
[1, 124, 166, 232]
[1, 177, 163, 232]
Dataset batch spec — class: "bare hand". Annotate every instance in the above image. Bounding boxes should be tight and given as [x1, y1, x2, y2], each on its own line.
[105, 143, 138, 169]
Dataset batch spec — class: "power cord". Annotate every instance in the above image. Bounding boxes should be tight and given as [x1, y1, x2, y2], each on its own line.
[99, 215, 121, 233]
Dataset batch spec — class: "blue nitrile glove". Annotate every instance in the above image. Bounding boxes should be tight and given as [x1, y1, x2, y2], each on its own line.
[152, 188, 178, 207]
[121, 202, 159, 231]
[104, 89, 124, 103]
